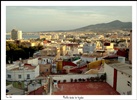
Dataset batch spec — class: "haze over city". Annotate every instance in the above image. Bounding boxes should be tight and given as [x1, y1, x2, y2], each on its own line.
[6, 6, 132, 32]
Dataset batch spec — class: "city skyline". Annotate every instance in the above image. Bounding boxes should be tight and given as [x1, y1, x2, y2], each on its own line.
[6, 6, 132, 32]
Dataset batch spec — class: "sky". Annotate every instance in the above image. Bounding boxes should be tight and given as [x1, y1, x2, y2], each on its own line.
[6, 6, 132, 32]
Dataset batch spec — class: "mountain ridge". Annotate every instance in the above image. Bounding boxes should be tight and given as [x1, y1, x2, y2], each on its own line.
[69, 20, 132, 32]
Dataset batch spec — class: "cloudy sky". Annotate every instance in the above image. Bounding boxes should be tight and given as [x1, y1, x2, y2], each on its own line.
[6, 6, 132, 32]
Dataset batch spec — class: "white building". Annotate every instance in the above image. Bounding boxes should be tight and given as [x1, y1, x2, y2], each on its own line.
[104, 62, 132, 95]
[59, 34, 66, 39]
[81, 55, 96, 63]
[6, 63, 39, 81]
[38, 57, 54, 65]
[11, 29, 22, 40]
[52, 34, 59, 40]
[83, 43, 96, 53]
[27, 57, 39, 66]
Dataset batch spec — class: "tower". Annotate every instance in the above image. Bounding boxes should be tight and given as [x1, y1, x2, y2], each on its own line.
[11, 29, 22, 40]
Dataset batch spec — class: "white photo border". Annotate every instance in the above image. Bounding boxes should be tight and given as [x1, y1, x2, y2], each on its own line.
[1, 1, 137, 100]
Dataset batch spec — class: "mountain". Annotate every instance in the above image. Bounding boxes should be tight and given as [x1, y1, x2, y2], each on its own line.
[69, 20, 132, 32]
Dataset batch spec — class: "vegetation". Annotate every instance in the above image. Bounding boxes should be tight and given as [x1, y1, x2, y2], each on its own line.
[6, 81, 24, 89]
[6, 41, 43, 64]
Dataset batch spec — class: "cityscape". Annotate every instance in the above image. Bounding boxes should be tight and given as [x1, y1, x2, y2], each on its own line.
[6, 6, 132, 96]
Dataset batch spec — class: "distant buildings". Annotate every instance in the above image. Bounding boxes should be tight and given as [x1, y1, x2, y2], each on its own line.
[6, 29, 132, 95]
[83, 43, 96, 53]
[11, 29, 22, 40]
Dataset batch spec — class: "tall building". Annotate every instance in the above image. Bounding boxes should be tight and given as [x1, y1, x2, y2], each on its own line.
[11, 29, 22, 40]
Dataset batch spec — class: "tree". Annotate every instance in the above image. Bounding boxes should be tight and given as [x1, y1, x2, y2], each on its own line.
[6, 41, 43, 63]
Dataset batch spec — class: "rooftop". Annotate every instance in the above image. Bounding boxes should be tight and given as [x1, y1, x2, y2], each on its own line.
[52, 82, 120, 95]
[107, 63, 132, 76]
[82, 52, 108, 58]
[11, 63, 36, 71]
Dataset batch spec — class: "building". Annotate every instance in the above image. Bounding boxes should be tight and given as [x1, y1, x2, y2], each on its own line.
[51, 74, 119, 95]
[11, 29, 22, 40]
[59, 34, 66, 40]
[83, 43, 96, 53]
[6, 62, 39, 81]
[60, 45, 67, 56]
[6, 84, 24, 95]
[129, 30, 132, 64]
[40, 48, 57, 56]
[38, 57, 54, 76]
[104, 61, 132, 95]
[39, 34, 52, 40]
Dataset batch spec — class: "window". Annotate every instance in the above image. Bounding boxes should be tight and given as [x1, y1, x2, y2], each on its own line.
[18, 75, 22, 79]
[27, 74, 30, 79]
[8, 74, 11, 78]
[127, 81, 131, 87]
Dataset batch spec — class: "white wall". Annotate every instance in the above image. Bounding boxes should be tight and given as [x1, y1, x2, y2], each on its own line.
[6, 65, 39, 81]
[27, 58, 38, 66]
[81, 56, 96, 62]
[78, 48, 83, 54]
[51, 74, 104, 83]
[118, 56, 125, 63]
[104, 63, 114, 87]
[72, 48, 79, 54]
[117, 71, 132, 95]
[34, 65, 40, 77]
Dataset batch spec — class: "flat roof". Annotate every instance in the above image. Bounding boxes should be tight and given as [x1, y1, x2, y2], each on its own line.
[11, 64, 36, 71]
[52, 82, 120, 95]
[108, 63, 132, 76]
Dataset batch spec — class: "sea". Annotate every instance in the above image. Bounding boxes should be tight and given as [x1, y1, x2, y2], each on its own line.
[6, 34, 40, 40]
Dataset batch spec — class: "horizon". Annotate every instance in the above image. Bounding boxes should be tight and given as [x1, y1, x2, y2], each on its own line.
[6, 20, 132, 33]
[6, 6, 132, 32]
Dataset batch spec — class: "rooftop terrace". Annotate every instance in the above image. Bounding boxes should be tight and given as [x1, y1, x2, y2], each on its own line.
[52, 82, 120, 95]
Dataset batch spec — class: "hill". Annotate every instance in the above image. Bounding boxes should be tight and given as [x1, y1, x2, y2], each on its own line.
[69, 20, 132, 32]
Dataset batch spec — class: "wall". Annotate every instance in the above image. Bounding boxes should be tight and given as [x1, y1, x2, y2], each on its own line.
[40, 58, 53, 64]
[78, 48, 83, 54]
[34, 65, 40, 77]
[56, 60, 63, 71]
[81, 56, 96, 63]
[51, 74, 104, 83]
[83, 43, 96, 53]
[116, 71, 132, 95]
[129, 30, 132, 63]
[60, 45, 66, 56]
[87, 60, 104, 69]
[6, 65, 39, 81]
[27, 58, 38, 66]
[6, 64, 19, 70]
[72, 48, 79, 54]
[7, 70, 36, 81]
[118, 56, 125, 63]
[39, 64, 51, 75]
[104, 63, 114, 87]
